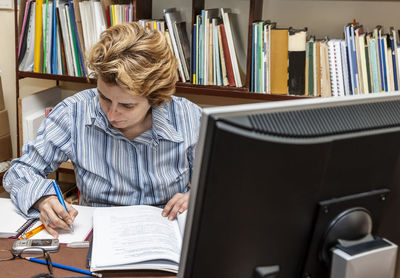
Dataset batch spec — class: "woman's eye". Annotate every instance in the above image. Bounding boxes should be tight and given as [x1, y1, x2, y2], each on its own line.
[100, 94, 111, 102]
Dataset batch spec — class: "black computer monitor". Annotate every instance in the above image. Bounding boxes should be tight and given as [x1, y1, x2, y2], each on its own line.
[178, 93, 400, 278]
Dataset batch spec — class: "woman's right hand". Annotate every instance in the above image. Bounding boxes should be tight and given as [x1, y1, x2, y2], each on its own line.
[34, 195, 78, 238]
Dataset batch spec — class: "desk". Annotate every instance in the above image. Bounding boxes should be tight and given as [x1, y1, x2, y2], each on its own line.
[0, 239, 176, 278]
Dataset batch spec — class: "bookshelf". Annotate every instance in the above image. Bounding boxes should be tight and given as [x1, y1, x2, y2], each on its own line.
[13, 0, 309, 171]
[13, 0, 306, 105]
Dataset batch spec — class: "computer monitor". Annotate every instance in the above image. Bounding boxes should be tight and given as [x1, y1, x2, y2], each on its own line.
[178, 93, 400, 278]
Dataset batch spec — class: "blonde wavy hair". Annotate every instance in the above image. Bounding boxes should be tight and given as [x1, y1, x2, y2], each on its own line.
[87, 22, 178, 106]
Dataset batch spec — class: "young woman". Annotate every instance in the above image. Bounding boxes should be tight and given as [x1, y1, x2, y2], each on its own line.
[4, 22, 202, 237]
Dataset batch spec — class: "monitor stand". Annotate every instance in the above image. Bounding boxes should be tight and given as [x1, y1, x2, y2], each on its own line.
[330, 235, 397, 278]
[252, 265, 279, 278]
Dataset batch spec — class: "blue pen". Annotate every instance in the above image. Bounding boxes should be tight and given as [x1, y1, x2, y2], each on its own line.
[24, 257, 102, 277]
[52, 180, 73, 231]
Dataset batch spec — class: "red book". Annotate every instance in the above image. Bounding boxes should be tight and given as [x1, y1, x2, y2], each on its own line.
[106, 6, 111, 28]
[220, 24, 235, 87]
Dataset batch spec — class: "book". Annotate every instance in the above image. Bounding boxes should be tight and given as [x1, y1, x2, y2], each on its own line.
[163, 8, 188, 82]
[57, 2, 74, 76]
[319, 40, 331, 97]
[173, 21, 191, 83]
[315, 40, 320, 96]
[220, 24, 235, 87]
[17, 0, 32, 62]
[55, 7, 67, 75]
[18, 0, 34, 68]
[0, 198, 94, 244]
[90, 205, 187, 273]
[220, 8, 242, 87]
[270, 27, 289, 95]
[340, 39, 351, 96]
[288, 28, 307, 95]
[344, 24, 357, 95]
[328, 39, 345, 97]
[67, 0, 84, 77]
[217, 25, 229, 86]
[34, 0, 44, 73]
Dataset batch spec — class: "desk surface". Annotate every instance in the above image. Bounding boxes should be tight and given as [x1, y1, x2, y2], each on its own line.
[0, 238, 176, 278]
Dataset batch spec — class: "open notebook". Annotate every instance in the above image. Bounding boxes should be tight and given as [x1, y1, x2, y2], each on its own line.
[0, 198, 94, 244]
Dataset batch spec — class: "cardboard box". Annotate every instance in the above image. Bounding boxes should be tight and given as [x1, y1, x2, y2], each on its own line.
[0, 76, 4, 111]
[0, 134, 12, 162]
[0, 109, 10, 137]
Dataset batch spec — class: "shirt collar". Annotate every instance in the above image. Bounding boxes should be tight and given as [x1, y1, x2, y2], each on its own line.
[151, 102, 183, 143]
[84, 91, 102, 126]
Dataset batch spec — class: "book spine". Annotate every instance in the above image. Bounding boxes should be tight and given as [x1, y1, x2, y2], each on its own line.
[220, 24, 235, 87]
[34, 0, 44, 73]
[288, 30, 306, 95]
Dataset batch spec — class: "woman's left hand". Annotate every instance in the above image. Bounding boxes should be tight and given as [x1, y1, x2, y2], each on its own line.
[162, 192, 190, 220]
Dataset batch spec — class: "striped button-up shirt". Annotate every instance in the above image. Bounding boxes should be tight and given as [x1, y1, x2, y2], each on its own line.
[3, 89, 202, 218]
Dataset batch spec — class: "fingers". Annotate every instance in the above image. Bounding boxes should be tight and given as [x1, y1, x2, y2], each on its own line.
[47, 205, 71, 231]
[162, 193, 190, 221]
[40, 212, 59, 238]
[38, 196, 74, 232]
[52, 204, 74, 227]
[66, 202, 78, 220]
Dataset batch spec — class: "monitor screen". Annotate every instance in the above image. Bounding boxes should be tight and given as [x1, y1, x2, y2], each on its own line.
[178, 93, 400, 278]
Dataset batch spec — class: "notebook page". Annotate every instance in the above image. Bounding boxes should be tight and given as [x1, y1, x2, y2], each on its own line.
[29, 204, 94, 243]
[0, 198, 31, 238]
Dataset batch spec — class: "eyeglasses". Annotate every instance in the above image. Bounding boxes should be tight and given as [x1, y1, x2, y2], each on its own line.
[0, 247, 53, 275]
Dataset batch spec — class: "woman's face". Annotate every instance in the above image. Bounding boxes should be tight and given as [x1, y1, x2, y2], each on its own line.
[97, 78, 151, 132]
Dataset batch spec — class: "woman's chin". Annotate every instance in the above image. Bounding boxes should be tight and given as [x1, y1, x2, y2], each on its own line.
[110, 121, 126, 128]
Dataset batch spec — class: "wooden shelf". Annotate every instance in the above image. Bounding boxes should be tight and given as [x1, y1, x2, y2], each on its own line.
[18, 71, 96, 84]
[175, 82, 310, 101]
[17, 71, 310, 101]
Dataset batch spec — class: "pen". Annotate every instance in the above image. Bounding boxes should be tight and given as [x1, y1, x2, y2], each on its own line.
[24, 257, 102, 277]
[52, 180, 74, 231]
[18, 224, 45, 240]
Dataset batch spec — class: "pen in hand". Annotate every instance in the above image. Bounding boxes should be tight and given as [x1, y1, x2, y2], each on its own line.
[52, 180, 74, 231]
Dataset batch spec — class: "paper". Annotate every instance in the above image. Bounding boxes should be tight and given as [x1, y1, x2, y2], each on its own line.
[91, 205, 186, 273]
[30, 204, 94, 244]
[0, 198, 30, 238]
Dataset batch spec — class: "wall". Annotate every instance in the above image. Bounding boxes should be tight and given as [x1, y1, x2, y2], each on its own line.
[4, 0, 400, 157]
[0, 10, 16, 158]
[262, 0, 400, 39]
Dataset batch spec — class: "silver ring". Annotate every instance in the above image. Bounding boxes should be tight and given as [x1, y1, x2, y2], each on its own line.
[46, 217, 51, 225]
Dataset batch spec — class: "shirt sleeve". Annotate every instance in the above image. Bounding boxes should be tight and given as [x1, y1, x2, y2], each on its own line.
[3, 101, 72, 218]
[187, 103, 203, 184]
